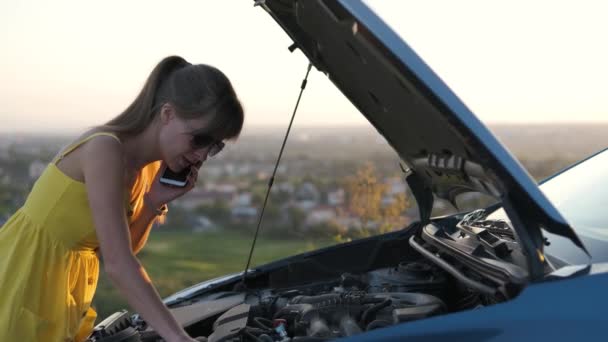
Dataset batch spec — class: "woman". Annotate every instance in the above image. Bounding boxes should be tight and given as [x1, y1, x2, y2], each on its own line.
[0, 56, 244, 341]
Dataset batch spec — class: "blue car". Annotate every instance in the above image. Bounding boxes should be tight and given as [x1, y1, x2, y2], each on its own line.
[89, 1, 607, 341]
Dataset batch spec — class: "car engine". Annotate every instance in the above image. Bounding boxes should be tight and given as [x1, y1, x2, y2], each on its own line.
[88, 257, 503, 342]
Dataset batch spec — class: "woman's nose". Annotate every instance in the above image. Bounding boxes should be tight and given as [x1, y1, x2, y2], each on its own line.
[191, 147, 210, 161]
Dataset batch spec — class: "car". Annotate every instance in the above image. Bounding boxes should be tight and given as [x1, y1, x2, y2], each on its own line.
[88, 1, 608, 341]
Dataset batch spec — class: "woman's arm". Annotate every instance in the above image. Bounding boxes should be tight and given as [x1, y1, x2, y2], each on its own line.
[129, 159, 201, 254]
[129, 198, 162, 254]
[82, 137, 195, 342]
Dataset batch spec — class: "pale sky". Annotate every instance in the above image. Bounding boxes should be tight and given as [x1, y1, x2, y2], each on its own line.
[1, 0, 607, 133]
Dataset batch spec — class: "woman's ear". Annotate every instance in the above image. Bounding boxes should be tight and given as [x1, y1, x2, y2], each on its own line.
[160, 103, 175, 124]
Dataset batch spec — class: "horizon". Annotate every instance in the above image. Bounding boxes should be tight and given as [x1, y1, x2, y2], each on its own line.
[2, 121, 608, 137]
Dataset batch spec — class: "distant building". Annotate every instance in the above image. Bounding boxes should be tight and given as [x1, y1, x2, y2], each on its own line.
[175, 187, 236, 210]
[276, 164, 287, 175]
[224, 163, 236, 176]
[232, 180, 252, 190]
[231, 206, 258, 223]
[206, 183, 238, 194]
[192, 215, 219, 233]
[381, 195, 396, 206]
[256, 171, 270, 181]
[272, 182, 295, 195]
[295, 182, 320, 210]
[202, 165, 223, 178]
[327, 188, 345, 206]
[380, 177, 408, 206]
[232, 192, 253, 207]
[385, 177, 407, 195]
[305, 206, 336, 227]
[279, 182, 294, 193]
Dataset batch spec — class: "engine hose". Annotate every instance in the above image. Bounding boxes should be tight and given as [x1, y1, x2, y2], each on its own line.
[253, 317, 274, 330]
[409, 236, 497, 296]
[360, 298, 392, 326]
[244, 327, 272, 336]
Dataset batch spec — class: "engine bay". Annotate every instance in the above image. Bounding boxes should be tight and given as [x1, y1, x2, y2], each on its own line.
[88, 221, 519, 342]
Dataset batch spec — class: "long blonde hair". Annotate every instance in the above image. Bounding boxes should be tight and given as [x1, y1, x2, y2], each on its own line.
[101, 56, 244, 141]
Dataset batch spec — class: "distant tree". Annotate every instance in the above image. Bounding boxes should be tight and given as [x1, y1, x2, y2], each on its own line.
[164, 205, 192, 229]
[251, 184, 268, 206]
[381, 192, 410, 230]
[286, 206, 307, 232]
[341, 163, 410, 239]
[196, 200, 231, 221]
[263, 202, 280, 222]
[270, 190, 290, 204]
[346, 163, 384, 235]
[307, 221, 347, 240]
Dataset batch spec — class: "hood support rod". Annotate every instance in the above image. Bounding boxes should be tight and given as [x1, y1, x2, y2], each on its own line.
[237, 62, 313, 289]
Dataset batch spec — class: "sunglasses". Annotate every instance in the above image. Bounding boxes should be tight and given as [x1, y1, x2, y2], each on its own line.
[190, 134, 225, 157]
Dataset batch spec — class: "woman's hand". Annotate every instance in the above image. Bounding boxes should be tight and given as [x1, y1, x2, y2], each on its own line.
[145, 161, 202, 209]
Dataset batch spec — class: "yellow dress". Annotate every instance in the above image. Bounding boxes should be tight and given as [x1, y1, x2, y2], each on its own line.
[0, 132, 161, 341]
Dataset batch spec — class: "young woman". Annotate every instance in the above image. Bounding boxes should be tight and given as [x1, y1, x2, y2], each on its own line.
[0, 56, 244, 341]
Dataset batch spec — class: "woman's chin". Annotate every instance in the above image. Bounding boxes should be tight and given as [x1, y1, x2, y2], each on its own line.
[176, 164, 190, 173]
[166, 162, 183, 173]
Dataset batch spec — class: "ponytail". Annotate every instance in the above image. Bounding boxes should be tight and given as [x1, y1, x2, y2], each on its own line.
[101, 56, 190, 135]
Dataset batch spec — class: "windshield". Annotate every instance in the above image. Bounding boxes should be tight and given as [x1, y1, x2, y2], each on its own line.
[487, 149, 608, 265]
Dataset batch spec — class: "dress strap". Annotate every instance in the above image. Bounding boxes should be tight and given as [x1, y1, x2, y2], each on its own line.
[53, 132, 121, 164]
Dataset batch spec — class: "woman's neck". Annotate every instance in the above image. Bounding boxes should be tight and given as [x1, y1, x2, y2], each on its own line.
[120, 125, 161, 172]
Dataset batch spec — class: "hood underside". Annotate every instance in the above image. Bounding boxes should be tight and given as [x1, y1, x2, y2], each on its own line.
[255, 0, 588, 275]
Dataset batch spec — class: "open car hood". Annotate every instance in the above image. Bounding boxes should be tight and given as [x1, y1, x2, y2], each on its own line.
[255, 0, 588, 276]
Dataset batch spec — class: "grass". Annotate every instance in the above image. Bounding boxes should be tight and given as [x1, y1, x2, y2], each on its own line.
[92, 229, 333, 319]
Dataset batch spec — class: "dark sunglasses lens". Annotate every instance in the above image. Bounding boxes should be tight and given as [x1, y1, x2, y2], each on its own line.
[192, 134, 214, 148]
[209, 142, 225, 157]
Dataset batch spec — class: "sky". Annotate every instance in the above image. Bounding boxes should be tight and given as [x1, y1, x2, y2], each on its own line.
[1, 0, 607, 133]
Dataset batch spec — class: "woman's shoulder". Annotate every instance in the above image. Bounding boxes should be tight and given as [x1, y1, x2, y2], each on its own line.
[52, 128, 125, 184]
[79, 130, 124, 161]
[77, 130, 129, 187]
[77, 128, 122, 144]
[54, 129, 121, 160]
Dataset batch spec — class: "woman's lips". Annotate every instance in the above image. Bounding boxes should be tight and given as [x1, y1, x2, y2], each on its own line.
[180, 157, 189, 170]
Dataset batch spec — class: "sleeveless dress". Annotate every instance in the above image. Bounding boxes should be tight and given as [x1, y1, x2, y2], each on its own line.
[0, 132, 161, 341]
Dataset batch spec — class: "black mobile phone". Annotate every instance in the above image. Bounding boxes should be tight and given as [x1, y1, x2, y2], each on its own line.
[159, 166, 190, 187]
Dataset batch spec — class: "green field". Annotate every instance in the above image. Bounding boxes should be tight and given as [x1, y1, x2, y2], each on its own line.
[93, 229, 333, 319]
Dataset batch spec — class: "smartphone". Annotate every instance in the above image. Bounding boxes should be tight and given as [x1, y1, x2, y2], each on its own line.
[159, 166, 190, 187]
